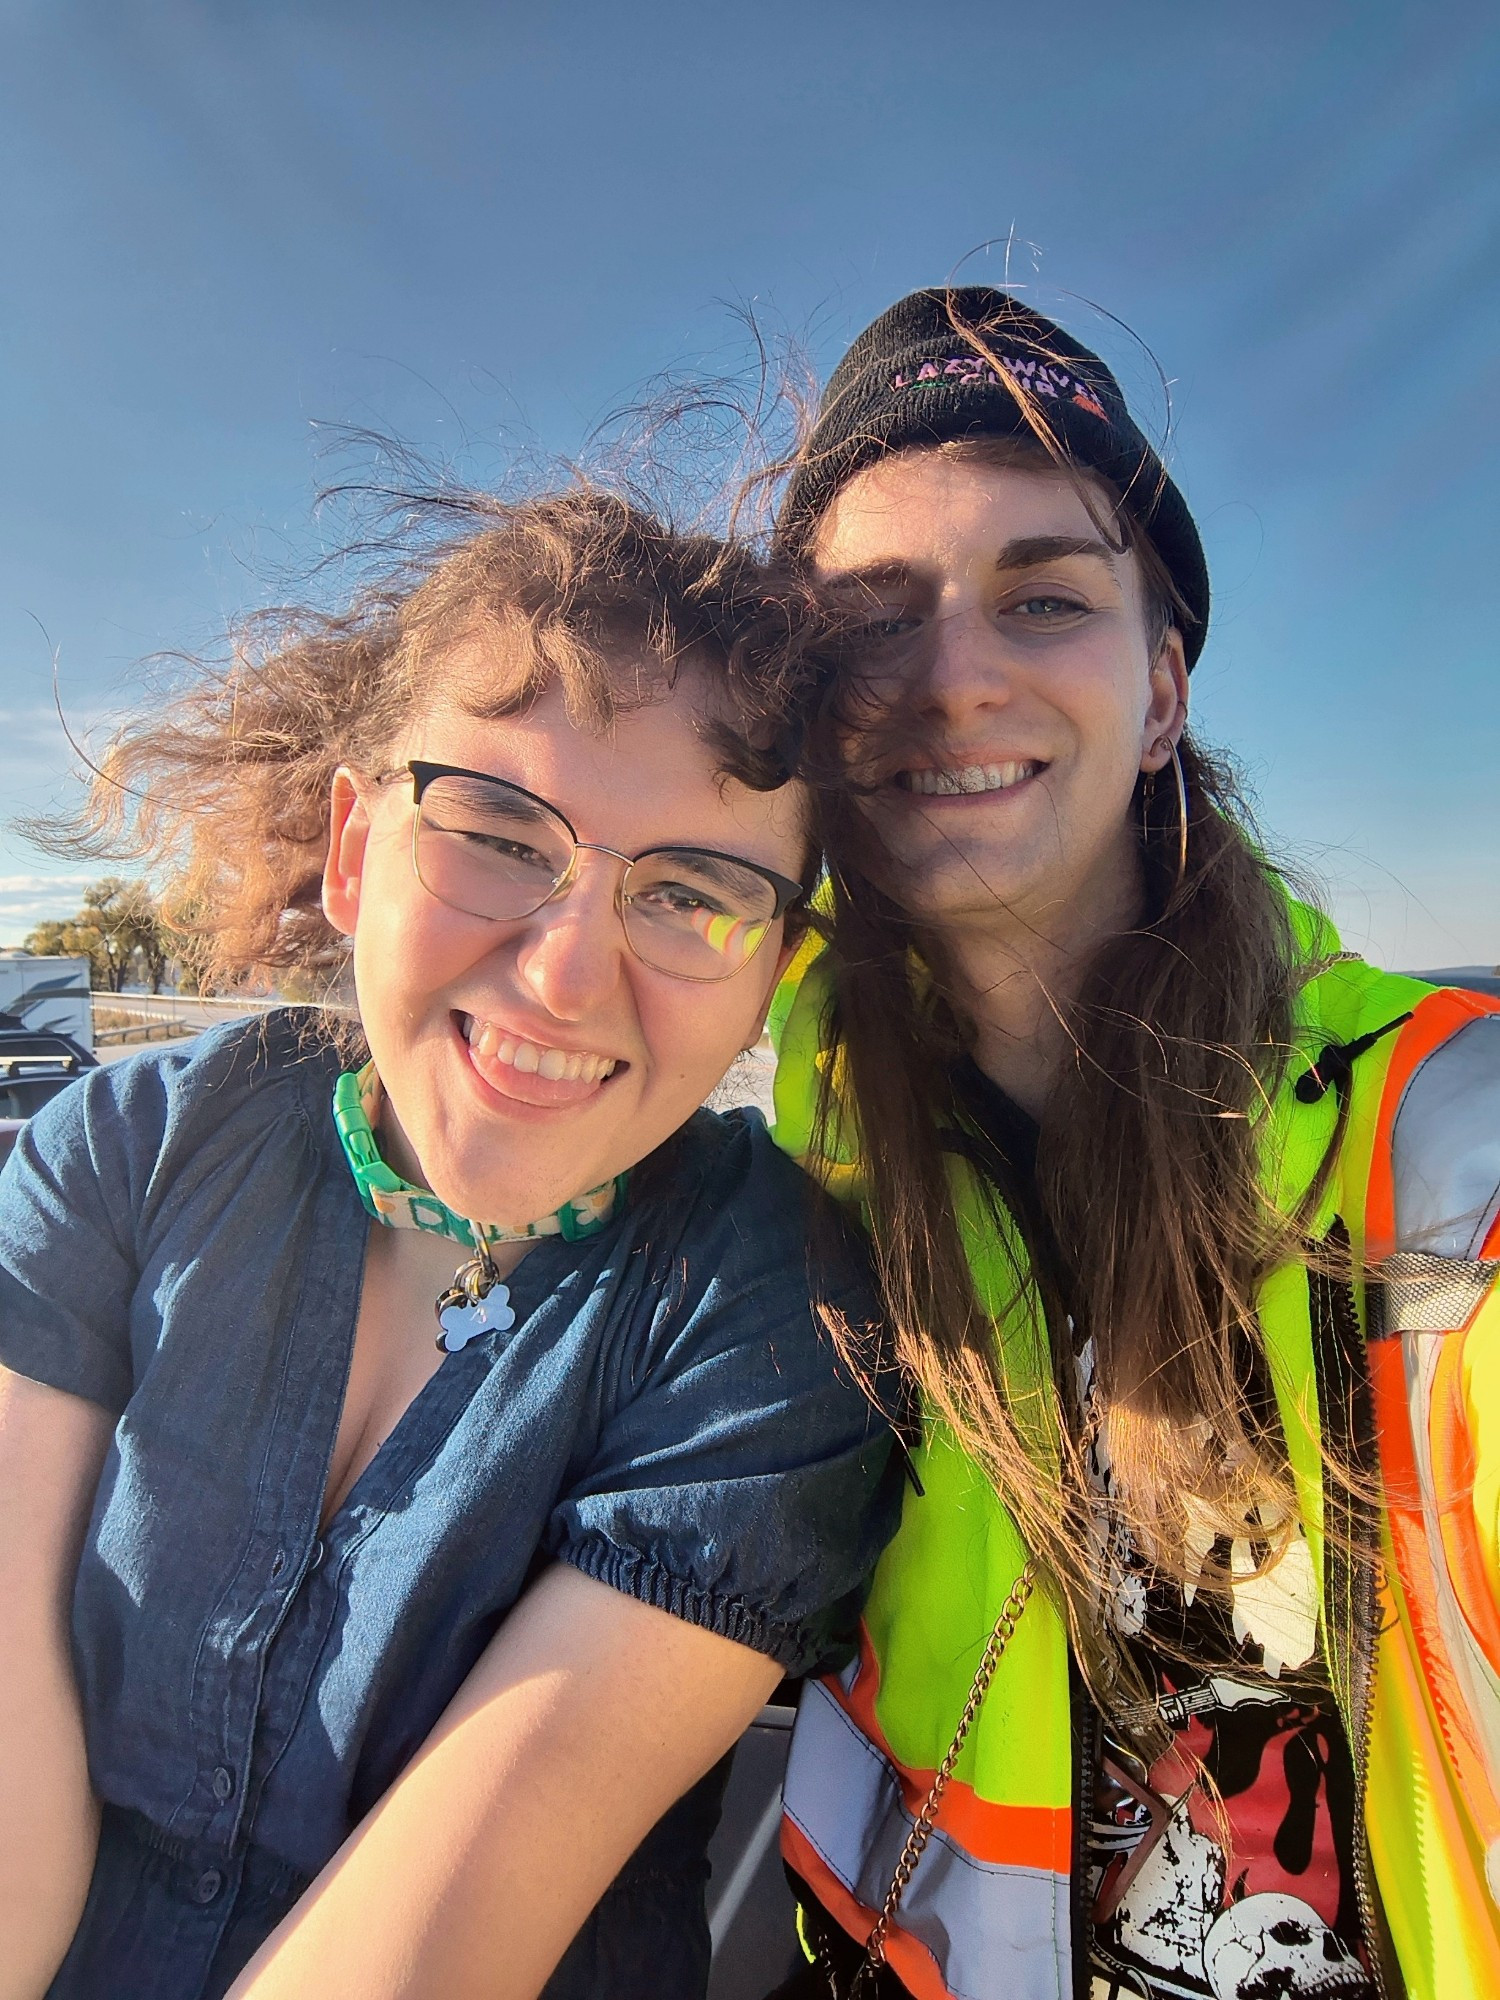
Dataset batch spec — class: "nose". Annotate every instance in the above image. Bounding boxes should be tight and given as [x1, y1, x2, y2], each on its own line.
[916, 600, 1015, 729]
[508, 850, 628, 1022]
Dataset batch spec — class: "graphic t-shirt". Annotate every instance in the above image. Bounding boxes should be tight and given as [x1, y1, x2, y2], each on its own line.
[952, 1062, 1375, 2000]
[1077, 1340, 1374, 2000]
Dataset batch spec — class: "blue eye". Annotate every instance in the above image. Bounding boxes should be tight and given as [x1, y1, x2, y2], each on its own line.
[1014, 595, 1085, 617]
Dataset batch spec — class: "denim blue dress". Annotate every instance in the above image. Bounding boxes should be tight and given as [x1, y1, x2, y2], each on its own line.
[0, 1012, 899, 2000]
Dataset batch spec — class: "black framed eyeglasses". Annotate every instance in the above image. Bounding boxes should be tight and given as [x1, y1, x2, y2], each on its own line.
[392, 761, 804, 983]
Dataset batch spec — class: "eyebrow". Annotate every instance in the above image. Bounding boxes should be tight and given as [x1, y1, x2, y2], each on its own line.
[443, 775, 560, 828]
[993, 535, 1118, 573]
[826, 536, 1119, 589]
[644, 848, 763, 890]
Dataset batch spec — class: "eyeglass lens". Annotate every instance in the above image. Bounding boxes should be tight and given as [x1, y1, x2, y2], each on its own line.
[413, 772, 778, 980]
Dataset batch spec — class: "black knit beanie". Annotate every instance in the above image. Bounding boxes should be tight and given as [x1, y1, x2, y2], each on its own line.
[779, 287, 1210, 668]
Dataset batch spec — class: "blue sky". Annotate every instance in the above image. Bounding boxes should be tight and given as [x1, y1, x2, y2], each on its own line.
[2, 0, 1496, 965]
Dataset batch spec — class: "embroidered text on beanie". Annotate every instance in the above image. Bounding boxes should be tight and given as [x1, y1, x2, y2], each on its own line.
[779, 287, 1211, 668]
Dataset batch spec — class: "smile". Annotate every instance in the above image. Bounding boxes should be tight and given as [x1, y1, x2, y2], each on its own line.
[896, 761, 1042, 797]
[461, 1015, 620, 1084]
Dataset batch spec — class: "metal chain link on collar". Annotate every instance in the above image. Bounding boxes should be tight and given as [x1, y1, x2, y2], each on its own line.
[841, 1560, 1038, 1999]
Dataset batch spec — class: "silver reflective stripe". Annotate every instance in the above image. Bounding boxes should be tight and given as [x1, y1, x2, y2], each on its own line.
[784, 1678, 1070, 2000]
[1392, 1014, 1500, 1258]
[1383, 1252, 1498, 1333]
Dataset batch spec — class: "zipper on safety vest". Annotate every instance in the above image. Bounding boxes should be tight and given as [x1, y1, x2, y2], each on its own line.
[1348, 1536, 1392, 2000]
[1070, 1660, 1101, 1994]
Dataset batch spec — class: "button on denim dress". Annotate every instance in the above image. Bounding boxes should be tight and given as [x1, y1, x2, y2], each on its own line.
[0, 1013, 900, 2000]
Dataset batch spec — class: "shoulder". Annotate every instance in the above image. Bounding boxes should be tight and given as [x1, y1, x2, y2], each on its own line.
[1385, 988, 1500, 1261]
[11, 1007, 343, 1207]
[1287, 936, 1500, 1263]
[624, 1106, 882, 1362]
[657, 1104, 821, 1223]
[638, 1106, 869, 1289]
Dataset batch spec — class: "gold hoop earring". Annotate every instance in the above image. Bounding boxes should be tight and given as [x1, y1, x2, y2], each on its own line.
[1142, 735, 1189, 898]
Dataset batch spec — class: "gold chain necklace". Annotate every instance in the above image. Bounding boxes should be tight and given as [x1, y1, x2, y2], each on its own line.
[837, 1561, 1038, 1998]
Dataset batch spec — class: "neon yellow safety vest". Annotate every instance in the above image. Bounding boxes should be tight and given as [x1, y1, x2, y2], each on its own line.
[769, 906, 1500, 2000]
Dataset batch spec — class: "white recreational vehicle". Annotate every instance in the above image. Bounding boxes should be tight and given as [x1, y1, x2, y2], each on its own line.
[0, 954, 94, 1050]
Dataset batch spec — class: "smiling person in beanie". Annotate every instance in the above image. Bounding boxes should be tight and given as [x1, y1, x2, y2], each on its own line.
[763, 287, 1500, 1999]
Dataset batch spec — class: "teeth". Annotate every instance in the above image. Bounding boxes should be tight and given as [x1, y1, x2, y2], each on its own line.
[901, 761, 1036, 796]
[466, 1021, 617, 1085]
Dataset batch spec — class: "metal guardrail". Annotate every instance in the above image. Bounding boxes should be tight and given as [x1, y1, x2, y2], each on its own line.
[94, 1019, 196, 1045]
[95, 991, 281, 1020]
[91, 991, 284, 1047]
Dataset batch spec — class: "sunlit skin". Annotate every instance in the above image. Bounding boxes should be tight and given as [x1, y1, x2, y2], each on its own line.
[813, 450, 1188, 1113]
[0, 655, 808, 2000]
[316, 663, 809, 1528]
[323, 668, 807, 1236]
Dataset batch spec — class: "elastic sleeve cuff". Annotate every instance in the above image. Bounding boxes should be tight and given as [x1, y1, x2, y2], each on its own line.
[557, 1529, 827, 1674]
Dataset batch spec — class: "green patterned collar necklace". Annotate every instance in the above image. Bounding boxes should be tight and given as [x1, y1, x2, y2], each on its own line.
[332, 1065, 625, 1353]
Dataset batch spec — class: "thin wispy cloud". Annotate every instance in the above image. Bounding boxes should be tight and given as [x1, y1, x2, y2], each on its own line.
[0, 2, 1494, 964]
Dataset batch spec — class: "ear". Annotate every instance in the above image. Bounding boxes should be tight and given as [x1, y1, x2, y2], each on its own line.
[322, 768, 373, 939]
[1140, 628, 1189, 772]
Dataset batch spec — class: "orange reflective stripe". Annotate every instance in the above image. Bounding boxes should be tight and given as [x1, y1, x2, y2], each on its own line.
[785, 1671, 1072, 1999]
[1364, 987, 1500, 1880]
[835, 1627, 1072, 1871]
[1430, 1327, 1500, 1681]
[1367, 1598, 1500, 1992]
[781, 1817, 955, 2000]
[1369, 1337, 1500, 1847]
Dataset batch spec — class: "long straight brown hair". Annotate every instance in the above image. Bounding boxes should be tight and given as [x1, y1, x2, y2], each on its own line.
[794, 437, 1319, 1724]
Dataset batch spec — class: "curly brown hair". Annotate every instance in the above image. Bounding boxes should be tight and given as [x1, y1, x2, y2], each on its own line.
[37, 484, 838, 992]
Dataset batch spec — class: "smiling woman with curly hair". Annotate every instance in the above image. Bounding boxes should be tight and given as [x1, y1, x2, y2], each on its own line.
[0, 484, 901, 2000]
